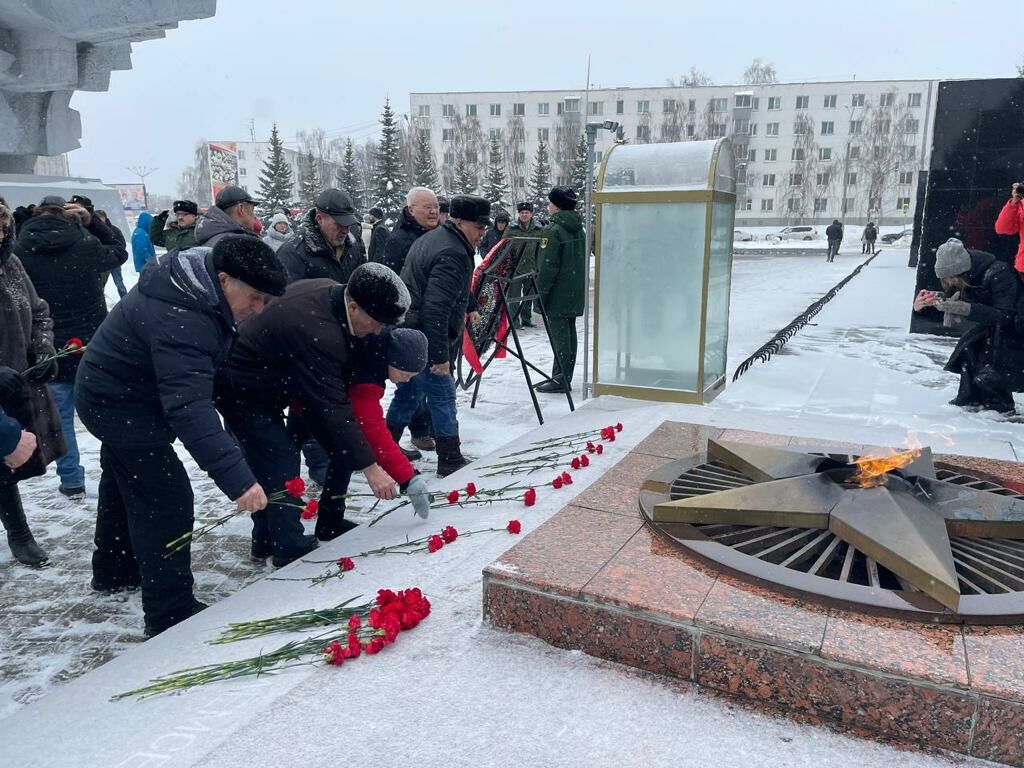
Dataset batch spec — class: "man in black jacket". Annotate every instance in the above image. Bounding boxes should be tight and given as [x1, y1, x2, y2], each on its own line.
[195, 186, 261, 247]
[215, 263, 409, 554]
[16, 195, 128, 498]
[76, 237, 286, 636]
[382, 187, 439, 275]
[276, 189, 365, 284]
[825, 219, 843, 262]
[367, 207, 390, 264]
[387, 195, 489, 477]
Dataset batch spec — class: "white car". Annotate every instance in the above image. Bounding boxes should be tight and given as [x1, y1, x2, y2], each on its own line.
[733, 229, 755, 241]
[766, 226, 819, 242]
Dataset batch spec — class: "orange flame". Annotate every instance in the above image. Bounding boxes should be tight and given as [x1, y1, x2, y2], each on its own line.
[849, 433, 924, 488]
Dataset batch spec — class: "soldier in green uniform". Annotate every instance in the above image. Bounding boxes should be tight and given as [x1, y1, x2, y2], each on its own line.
[534, 186, 584, 394]
[502, 201, 545, 328]
[149, 200, 199, 252]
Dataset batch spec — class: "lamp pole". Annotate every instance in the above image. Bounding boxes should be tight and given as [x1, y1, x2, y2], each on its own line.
[582, 120, 619, 402]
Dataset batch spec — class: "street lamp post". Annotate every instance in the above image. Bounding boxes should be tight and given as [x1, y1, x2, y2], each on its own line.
[582, 120, 619, 402]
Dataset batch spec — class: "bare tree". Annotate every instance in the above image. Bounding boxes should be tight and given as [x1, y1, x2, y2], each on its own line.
[743, 58, 778, 85]
[505, 115, 527, 205]
[355, 139, 378, 207]
[850, 89, 914, 218]
[667, 66, 713, 87]
[659, 93, 686, 142]
[777, 113, 819, 221]
[176, 140, 212, 207]
[1017, 57, 1023, 77]
[553, 112, 582, 184]
[295, 128, 339, 191]
[448, 112, 485, 194]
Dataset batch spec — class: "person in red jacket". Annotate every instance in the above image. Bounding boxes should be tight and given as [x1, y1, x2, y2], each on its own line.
[315, 328, 432, 534]
[994, 182, 1024, 273]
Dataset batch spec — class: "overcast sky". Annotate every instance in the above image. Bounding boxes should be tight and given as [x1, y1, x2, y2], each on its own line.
[69, 0, 1022, 196]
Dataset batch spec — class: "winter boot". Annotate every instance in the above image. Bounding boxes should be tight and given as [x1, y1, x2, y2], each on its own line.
[435, 436, 471, 478]
[0, 485, 49, 567]
[411, 435, 436, 452]
[388, 423, 422, 462]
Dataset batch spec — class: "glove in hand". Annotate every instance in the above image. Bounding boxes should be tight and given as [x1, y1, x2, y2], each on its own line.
[405, 474, 431, 519]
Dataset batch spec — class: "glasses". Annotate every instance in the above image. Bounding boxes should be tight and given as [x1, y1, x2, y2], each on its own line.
[413, 205, 440, 213]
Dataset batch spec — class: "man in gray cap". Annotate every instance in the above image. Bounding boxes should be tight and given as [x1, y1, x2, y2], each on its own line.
[913, 237, 1023, 414]
[195, 186, 261, 247]
[277, 188, 366, 284]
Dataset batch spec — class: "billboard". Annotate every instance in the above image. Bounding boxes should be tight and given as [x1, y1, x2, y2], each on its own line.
[112, 183, 147, 212]
[207, 141, 239, 202]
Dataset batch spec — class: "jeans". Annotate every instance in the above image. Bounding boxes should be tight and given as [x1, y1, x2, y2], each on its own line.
[409, 400, 433, 439]
[108, 267, 128, 299]
[48, 382, 85, 489]
[387, 370, 459, 438]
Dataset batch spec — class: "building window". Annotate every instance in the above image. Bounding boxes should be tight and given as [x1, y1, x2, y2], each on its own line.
[791, 147, 805, 161]
[636, 124, 650, 141]
[902, 145, 917, 160]
[239, 167, 246, 176]
[748, 149, 757, 162]
[736, 166, 747, 184]
[686, 124, 695, 137]
[899, 171, 914, 185]
[444, 150, 455, 164]
[663, 98, 676, 113]
[793, 120, 806, 135]
[688, 99, 696, 112]
[734, 119, 750, 134]
[880, 93, 894, 107]
[845, 171, 858, 185]
[761, 199, 774, 212]
[849, 120, 863, 135]
[788, 198, 801, 212]
[418, 129, 431, 142]
[908, 92, 922, 108]
[537, 128, 549, 142]
[851, 93, 865, 107]
[814, 198, 828, 212]
[442, 128, 454, 142]
[418, 105, 430, 117]
[842, 197, 854, 213]
[896, 196, 911, 211]
[442, 104, 455, 117]
[616, 99, 624, 114]
[823, 95, 837, 109]
[749, 123, 758, 136]
[466, 104, 477, 117]
[711, 123, 726, 138]
[873, 145, 884, 160]
[734, 144, 748, 160]
[589, 101, 603, 115]
[237, 150, 246, 160]
[878, 119, 891, 134]
[762, 173, 776, 187]
[514, 151, 525, 164]
[466, 151, 478, 164]
[752, 97, 760, 110]
[820, 121, 835, 136]
[764, 148, 777, 161]
[790, 173, 802, 187]
[767, 96, 781, 110]
[637, 99, 650, 113]
[516, 176, 525, 188]
[816, 172, 831, 186]
[818, 147, 832, 161]
[741, 198, 752, 211]
[513, 103, 525, 116]
[490, 103, 501, 117]
[712, 98, 728, 112]
[489, 128, 502, 140]
[847, 145, 861, 160]
[596, 150, 603, 162]
[766, 122, 779, 136]
[796, 95, 809, 110]
[735, 94, 752, 108]
[904, 118, 920, 134]
[564, 97, 580, 113]
[538, 102, 549, 115]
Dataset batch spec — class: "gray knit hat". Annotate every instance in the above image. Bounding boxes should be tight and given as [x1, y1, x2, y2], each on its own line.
[387, 328, 428, 373]
[934, 238, 971, 279]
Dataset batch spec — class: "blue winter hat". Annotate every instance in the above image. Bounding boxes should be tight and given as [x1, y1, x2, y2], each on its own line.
[387, 328, 428, 373]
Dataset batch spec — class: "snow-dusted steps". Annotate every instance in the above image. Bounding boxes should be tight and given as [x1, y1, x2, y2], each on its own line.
[484, 421, 1024, 767]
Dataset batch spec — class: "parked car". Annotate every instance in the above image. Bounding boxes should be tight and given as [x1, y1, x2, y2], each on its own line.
[880, 229, 913, 244]
[733, 229, 755, 241]
[766, 226, 819, 242]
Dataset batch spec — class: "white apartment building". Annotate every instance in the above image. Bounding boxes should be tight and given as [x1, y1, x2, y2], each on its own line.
[410, 79, 939, 225]
[206, 140, 342, 205]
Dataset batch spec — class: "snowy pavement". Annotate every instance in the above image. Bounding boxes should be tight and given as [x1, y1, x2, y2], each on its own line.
[1, 246, 1019, 767]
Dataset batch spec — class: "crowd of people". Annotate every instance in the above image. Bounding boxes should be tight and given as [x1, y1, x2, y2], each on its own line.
[0, 179, 586, 637]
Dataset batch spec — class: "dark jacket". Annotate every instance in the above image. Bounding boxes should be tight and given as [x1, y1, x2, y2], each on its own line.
[75, 248, 255, 500]
[0, 230, 64, 486]
[368, 220, 390, 264]
[382, 207, 429, 275]
[149, 210, 198, 252]
[863, 223, 878, 242]
[215, 279, 376, 471]
[132, 212, 156, 272]
[16, 212, 129, 384]
[276, 208, 366, 285]
[479, 225, 505, 257]
[537, 209, 586, 317]
[400, 221, 478, 366]
[826, 222, 843, 242]
[195, 205, 250, 247]
[503, 219, 544, 274]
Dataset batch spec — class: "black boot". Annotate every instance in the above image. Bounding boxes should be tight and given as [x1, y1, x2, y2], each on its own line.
[0, 485, 49, 567]
[435, 436, 470, 478]
[388, 423, 422, 461]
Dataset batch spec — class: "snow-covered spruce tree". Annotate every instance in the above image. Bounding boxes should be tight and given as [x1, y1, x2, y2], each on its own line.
[298, 151, 320, 208]
[413, 130, 440, 190]
[453, 155, 477, 195]
[257, 123, 294, 211]
[569, 135, 588, 195]
[482, 137, 509, 210]
[336, 138, 363, 208]
[373, 98, 408, 218]
[529, 140, 552, 210]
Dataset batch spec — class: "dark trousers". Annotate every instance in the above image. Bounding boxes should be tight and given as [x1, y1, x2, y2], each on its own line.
[287, 412, 356, 539]
[827, 239, 840, 261]
[92, 442, 197, 633]
[221, 405, 307, 561]
[287, 412, 329, 486]
[546, 316, 578, 383]
[108, 267, 128, 299]
[954, 348, 1015, 413]
[508, 280, 534, 325]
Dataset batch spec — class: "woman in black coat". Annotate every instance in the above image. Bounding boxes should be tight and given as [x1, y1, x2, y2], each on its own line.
[0, 200, 66, 566]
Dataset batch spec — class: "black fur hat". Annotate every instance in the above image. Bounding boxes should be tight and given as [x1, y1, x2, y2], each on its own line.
[211, 235, 287, 296]
[346, 262, 410, 324]
[548, 186, 578, 211]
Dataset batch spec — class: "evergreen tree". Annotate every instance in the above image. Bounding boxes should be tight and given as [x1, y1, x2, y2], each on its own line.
[372, 98, 408, 218]
[298, 151, 320, 208]
[257, 123, 294, 210]
[412, 130, 440, 190]
[336, 138, 362, 209]
[529, 140, 552, 210]
[453, 155, 477, 194]
[482, 137, 509, 210]
[569, 135, 588, 195]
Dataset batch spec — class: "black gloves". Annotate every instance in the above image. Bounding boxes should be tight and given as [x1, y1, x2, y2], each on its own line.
[24, 349, 58, 384]
[0, 366, 27, 404]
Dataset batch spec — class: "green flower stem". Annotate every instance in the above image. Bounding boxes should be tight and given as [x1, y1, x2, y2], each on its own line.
[210, 596, 368, 644]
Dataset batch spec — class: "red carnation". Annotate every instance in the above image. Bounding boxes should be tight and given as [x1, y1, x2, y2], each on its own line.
[337, 556, 355, 572]
[596, 444, 604, 455]
[368, 608, 383, 628]
[322, 640, 344, 666]
[64, 337, 84, 351]
[383, 616, 401, 643]
[586, 442, 597, 453]
[465, 482, 477, 497]
[600, 427, 613, 440]
[607, 432, 616, 442]
[571, 457, 581, 470]
[561, 471, 573, 485]
[400, 610, 421, 630]
[523, 488, 537, 506]
[615, 422, 623, 432]
[347, 632, 362, 657]
[284, 477, 306, 499]
[347, 614, 361, 630]
[552, 476, 563, 489]
[427, 534, 444, 553]
[441, 525, 459, 544]
[365, 636, 386, 655]
[580, 454, 590, 467]
[376, 589, 397, 607]
[507, 519, 522, 534]
[446, 490, 460, 504]
[301, 499, 319, 519]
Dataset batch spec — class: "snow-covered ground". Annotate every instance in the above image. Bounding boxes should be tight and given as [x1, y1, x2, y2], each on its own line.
[0, 246, 1017, 767]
